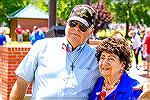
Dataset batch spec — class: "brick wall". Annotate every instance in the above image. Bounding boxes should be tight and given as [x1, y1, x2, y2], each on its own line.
[0, 45, 31, 100]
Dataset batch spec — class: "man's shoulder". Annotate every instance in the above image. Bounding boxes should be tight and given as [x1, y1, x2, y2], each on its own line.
[35, 37, 66, 46]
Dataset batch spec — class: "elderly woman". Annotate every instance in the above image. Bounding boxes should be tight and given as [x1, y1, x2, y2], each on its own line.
[89, 37, 143, 100]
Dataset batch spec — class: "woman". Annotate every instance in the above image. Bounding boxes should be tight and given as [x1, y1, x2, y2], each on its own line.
[89, 37, 143, 100]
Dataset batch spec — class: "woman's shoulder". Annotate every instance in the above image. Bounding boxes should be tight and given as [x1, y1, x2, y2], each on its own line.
[95, 76, 104, 86]
[119, 72, 143, 98]
[122, 72, 141, 86]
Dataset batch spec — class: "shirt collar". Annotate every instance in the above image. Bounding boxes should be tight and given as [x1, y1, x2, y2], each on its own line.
[63, 37, 86, 52]
[67, 42, 86, 52]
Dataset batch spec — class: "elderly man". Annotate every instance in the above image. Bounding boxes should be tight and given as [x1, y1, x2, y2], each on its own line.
[10, 5, 101, 100]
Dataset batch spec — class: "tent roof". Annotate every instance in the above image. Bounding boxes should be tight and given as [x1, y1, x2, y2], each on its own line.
[8, 4, 48, 19]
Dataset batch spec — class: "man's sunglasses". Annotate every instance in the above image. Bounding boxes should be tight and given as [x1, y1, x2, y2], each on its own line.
[69, 20, 88, 32]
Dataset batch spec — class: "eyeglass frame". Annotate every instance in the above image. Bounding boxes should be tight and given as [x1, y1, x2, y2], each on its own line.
[68, 20, 90, 32]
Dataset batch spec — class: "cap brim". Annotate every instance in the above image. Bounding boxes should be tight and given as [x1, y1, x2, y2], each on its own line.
[67, 16, 89, 27]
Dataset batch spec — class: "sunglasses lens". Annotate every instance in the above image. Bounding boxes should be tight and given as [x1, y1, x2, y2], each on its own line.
[69, 21, 77, 27]
[69, 20, 88, 32]
[79, 23, 88, 32]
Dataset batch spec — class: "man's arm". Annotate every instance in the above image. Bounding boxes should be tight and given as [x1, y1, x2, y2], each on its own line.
[9, 77, 30, 100]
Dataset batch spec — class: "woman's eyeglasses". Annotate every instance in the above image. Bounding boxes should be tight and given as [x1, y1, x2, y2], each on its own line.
[69, 20, 88, 32]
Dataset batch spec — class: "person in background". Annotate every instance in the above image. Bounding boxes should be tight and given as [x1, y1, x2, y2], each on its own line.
[9, 4, 101, 100]
[89, 37, 143, 100]
[140, 28, 148, 71]
[128, 29, 141, 70]
[0, 28, 6, 46]
[143, 27, 150, 78]
[15, 25, 24, 43]
[113, 29, 123, 38]
[29, 26, 45, 45]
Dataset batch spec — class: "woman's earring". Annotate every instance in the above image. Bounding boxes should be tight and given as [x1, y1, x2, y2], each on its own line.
[119, 70, 123, 73]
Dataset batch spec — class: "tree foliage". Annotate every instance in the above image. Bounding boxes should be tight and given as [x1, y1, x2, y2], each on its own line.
[57, 0, 85, 22]
[0, 0, 31, 26]
[1, 0, 150, 28]
[31, 0, 48, 13]
[91, 1, 112, 31]
[105, 0, 150, 26]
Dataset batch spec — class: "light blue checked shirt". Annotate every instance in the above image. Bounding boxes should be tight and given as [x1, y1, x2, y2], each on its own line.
[15, 37, 100, 100]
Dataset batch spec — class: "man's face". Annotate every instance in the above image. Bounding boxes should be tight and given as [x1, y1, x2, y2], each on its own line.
[65, 20, 93, 49]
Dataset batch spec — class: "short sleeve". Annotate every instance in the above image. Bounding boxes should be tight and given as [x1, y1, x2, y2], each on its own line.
[15, 40, 42, 82]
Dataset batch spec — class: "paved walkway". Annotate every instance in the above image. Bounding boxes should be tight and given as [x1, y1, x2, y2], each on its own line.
[128, 63, 150, 99]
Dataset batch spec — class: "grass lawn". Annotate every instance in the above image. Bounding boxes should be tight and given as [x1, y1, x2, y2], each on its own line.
[131, 51, 143, 65]
[96, 29, 126, 38]
[5, 41, 31, 47]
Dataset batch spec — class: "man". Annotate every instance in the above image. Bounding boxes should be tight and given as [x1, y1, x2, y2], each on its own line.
[15, 25, 24, 43]
[10, 5, 101, 100]
[29, 26, 45, 45]
[0, 29, 6, 46]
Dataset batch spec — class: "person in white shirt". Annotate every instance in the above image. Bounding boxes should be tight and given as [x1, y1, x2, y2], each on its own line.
[128, 29, 141, 70]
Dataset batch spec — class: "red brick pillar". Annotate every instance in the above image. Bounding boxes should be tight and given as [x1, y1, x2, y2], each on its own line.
[0, 45, 32, 100]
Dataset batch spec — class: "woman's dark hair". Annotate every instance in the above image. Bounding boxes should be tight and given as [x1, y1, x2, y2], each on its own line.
[96, 37, 132, 71]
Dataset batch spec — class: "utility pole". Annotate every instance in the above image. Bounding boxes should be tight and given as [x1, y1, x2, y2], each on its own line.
[85, 0, 91, 5]
[47, 0, 57, 37]
[48, 0, 56, 29]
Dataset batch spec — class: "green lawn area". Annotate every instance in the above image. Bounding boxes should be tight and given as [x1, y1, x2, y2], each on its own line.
[96, 29, 126, 38]
[131, 51, 143, 65]
[6, 41, 31, 46]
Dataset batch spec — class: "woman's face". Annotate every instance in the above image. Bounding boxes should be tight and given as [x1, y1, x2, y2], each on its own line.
[99, 51, 124, 78]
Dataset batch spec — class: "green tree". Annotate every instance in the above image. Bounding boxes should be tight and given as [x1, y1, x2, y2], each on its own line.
[31, 0, 48, 13]
[0, 0, 31, 26]
[107, 0, 150, 25]
[57, 0, 100, 22]
[105, 0, 150, 37]
[57, 0, 85, 22]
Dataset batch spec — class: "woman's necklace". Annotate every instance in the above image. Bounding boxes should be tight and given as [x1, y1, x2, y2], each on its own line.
[100, 75, 122, 99]
[103, 79, 120, 91]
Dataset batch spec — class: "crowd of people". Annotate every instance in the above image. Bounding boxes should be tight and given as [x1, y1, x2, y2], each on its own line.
[14, 25, 46, 45]
[9, 4, 149, 100]
[128, 25, 150, 78]
[0, 25, 46, 46]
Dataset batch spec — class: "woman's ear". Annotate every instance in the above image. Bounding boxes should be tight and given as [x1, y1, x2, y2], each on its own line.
[122, 61, 126, 68]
